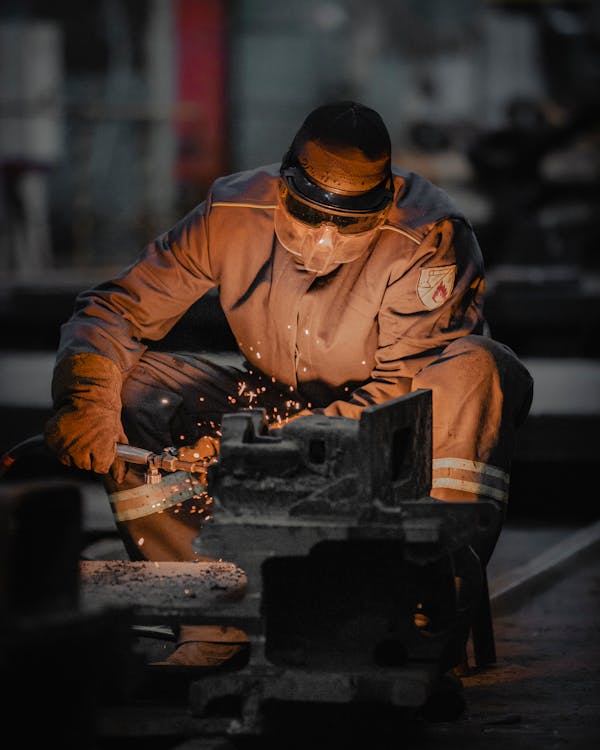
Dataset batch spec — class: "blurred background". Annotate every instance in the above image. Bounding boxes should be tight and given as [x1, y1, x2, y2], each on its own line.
[1, 0, 599, 516]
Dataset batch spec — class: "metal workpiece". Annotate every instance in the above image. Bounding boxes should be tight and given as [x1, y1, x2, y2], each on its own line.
[182, 390, 501, 732]
[79, 559, 250, 625]
[209, 389, 435, 520]
[204, 390, 499, 563]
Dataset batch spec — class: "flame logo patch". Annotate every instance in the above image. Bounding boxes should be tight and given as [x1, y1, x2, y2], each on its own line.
[417, 265, 457, 310]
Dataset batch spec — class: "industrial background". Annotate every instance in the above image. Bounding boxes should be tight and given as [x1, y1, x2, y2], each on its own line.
[1, 1, 599, 748]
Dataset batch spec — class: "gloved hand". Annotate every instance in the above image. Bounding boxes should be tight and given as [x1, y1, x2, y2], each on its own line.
[177, 435, 220, 463]
[44, 352, 128, 481]
[177, 435, 220, 485]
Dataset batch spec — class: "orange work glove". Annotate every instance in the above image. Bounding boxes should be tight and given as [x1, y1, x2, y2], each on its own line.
[44, 353, 128, 481]
[177, 435, 220, 486]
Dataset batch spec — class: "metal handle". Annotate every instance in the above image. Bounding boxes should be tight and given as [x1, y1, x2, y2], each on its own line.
[115, 443, 153, 465]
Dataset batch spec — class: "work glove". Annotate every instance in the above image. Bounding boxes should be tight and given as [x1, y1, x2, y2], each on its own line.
[44, 352, 128, 482]
[177, 434, 220, 486]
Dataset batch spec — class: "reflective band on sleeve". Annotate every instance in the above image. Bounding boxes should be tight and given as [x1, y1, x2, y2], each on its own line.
[432, 458, 509, 484]
[431, 477, 509, 503]
[109, 471, 207, 523]
[432, 457, 510, 502]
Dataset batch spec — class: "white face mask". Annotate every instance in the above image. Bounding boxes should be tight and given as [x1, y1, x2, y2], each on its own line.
[274, 204, 380, 275]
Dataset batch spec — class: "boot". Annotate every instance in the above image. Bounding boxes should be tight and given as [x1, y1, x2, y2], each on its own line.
[152, 625, 249, 670]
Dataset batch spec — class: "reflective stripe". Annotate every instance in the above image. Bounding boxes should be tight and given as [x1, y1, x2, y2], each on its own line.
[381, 224, 420, 243]
[432, 458, 509, 485]
[212, 201, 277, 210]
[432, 477, 509, 503]
[109, 471, 206, 523]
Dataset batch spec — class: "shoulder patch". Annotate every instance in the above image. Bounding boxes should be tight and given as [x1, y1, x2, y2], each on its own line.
[417, 265, 456, 309]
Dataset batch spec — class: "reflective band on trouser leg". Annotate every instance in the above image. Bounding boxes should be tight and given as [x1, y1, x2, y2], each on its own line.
[109, 471, 207, 522]
[432, 458, 510, 503]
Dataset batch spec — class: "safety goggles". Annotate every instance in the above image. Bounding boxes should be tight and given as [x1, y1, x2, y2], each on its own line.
[279, 169, 392, 235]
[275, 198, 381, 274]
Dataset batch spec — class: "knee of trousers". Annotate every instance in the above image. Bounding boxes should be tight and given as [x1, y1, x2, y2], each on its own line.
[434, 334, 502, 376]
[415, 334, 532, 403]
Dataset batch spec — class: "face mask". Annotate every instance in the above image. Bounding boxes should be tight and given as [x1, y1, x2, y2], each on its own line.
[274, 185, 384, 274]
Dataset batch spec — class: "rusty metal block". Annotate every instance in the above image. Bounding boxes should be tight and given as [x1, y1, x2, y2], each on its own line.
[184, 391, 500, 732]
[79, 559, 249, 626]
[208, 390, 433, 521]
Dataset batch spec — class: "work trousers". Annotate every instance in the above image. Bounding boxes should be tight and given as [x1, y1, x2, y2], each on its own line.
[105, 335, 533, 565]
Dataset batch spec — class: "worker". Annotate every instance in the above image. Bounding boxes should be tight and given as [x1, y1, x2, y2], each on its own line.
[44, 101, 533, 668]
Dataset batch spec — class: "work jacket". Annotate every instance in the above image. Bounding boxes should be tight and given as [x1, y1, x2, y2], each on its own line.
[57, 164, 486, 418]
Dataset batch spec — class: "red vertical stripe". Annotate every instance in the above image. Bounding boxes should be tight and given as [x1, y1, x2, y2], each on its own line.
[175, 0, 228, 191]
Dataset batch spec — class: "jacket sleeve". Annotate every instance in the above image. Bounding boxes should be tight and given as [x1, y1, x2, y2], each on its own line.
[322, 217, 486, 418]
[55, 201, 217, 374]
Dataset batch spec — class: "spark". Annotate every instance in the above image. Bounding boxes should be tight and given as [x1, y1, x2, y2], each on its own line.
[238, 381, 247, 395]
[256, 352, 262, 359]
[138, 537, 144, 546]
[160, 397, 169, 405]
